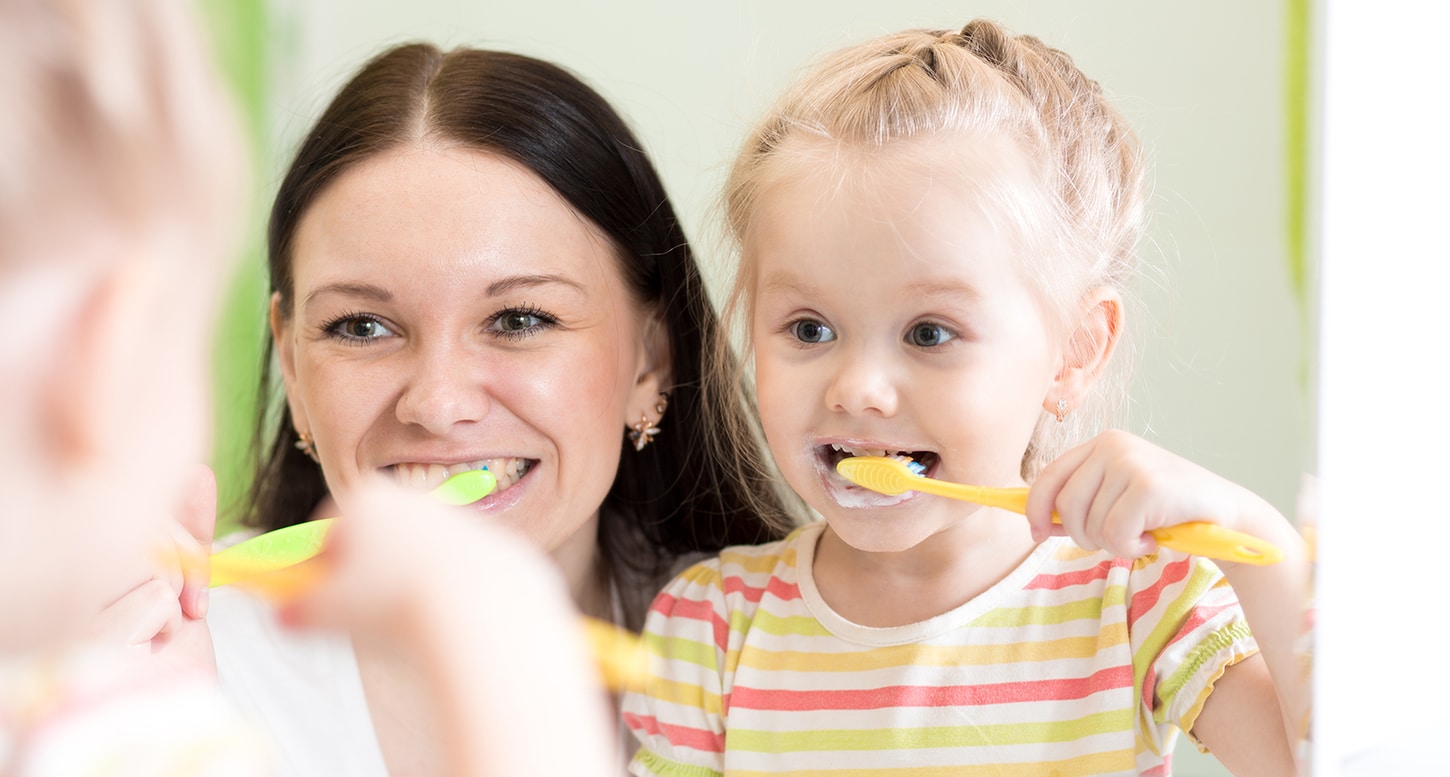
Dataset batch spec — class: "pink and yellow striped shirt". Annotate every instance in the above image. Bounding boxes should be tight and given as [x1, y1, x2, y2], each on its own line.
[622, 521, 1254, 776]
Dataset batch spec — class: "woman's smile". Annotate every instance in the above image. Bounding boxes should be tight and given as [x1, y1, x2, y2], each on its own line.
[387, 457, 537, 493]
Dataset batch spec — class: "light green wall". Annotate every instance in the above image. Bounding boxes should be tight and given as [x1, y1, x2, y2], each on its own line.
[196, 0, 272, 528]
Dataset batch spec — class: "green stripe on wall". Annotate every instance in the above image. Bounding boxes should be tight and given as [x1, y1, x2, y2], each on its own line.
[197, 0, 270, 533]
[1285, 0, 1312, 395]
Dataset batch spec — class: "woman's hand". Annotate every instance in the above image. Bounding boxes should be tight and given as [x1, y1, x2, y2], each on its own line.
[1024, 429, 1283, 561]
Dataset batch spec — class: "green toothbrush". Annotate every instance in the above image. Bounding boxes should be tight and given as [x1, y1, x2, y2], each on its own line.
[209, 467, 497, 588]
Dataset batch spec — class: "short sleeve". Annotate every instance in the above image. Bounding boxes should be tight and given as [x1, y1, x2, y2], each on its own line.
[1127, 552, 1258, 752]
[621, 560, 732, 777]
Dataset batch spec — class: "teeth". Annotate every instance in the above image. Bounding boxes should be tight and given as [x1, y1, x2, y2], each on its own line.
[828, 444, 893, 458]
[392, 458, 536, 495]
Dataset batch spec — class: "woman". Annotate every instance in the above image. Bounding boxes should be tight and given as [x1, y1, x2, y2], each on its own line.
[209, 43, 797, 775]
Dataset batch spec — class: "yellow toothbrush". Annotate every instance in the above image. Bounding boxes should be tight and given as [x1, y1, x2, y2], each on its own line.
[835, 456, 1282, 565]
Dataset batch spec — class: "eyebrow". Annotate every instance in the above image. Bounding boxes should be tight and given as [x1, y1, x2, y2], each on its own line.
[302, 282, 391, 308]
[906, 279, 984, 301]
[757, 271, 983, 301]
[300, 273, 586, 309]
[486, 273, 586, 297]
[757, 271, 818, 298]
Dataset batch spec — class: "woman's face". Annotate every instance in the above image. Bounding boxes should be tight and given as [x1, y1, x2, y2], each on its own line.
[274, 145, 666, 563]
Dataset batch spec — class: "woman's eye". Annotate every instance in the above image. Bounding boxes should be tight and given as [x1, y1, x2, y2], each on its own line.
[488, 307, 556, 340]
[790, 319, 835, 344]
[326, 315, 395, 342]
[497, 311, 541, 332]
[907, 322, 955, 348]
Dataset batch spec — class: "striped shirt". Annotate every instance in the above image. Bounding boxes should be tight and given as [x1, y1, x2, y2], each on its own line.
[622, 521, 1255, 776]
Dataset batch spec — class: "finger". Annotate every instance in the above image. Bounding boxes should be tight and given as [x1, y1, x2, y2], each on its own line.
[1048, 446, 1109, 552]
[1082, 461, 1132, 552]
[176, 463, 217, 619]
[1026, 438, 1096, 541]
[1100, 484, 1159, 559]
[93, 579, 182, 646]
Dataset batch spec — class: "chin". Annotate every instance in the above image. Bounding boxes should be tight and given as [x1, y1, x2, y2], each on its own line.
[817, 507, 944, 555]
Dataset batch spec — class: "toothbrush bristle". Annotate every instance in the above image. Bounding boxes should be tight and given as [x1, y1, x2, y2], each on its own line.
[889, 453, 926, 476]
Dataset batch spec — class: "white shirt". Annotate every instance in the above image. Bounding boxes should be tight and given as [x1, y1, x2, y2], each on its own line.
[209, 586, 388, 777]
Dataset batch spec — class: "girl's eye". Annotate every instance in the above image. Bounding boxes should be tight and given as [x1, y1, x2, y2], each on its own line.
[488, 306, 557, 340]
[324, 314, 395, 343]
[907, 322, 955, 348]
[790, 319, 836, 344]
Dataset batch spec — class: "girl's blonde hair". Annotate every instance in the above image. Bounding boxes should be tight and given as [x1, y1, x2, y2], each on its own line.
[717, 18, 1147, 480]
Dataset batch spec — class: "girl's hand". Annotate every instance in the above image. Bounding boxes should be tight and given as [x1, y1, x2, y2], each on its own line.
[91, 464, 216, 678]
[1024, 430, 1282, 561]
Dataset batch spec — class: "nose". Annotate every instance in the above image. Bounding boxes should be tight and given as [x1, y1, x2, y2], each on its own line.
[823, 345, 899, 418]
[393, 343, 490, 434]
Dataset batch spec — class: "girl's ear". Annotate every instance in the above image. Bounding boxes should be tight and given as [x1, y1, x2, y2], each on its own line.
[1046, 286, 1123, 414]
[270, 291, 310, 435]
[624, 310, 673, 426]
[46, 258, 160, 465]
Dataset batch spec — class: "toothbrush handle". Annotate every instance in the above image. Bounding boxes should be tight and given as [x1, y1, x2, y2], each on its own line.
[1147, 522, 1283, 565]
[914, 482, 1282, 565]
[909, 478, 1030, 511]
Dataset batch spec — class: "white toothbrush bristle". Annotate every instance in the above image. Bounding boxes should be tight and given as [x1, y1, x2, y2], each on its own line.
[888, 454, 926, 476]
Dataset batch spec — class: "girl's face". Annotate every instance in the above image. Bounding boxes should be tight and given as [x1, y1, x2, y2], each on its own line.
[745, 140, 1064, 554]
[1, 225, 223, 654]
[275, 146, 664, 562]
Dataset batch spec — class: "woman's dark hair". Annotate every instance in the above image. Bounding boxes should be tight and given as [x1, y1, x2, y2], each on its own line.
[245, 44, 796, 628]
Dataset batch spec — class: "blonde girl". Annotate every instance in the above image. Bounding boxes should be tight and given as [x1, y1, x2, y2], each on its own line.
[623, 19, 1308, 777]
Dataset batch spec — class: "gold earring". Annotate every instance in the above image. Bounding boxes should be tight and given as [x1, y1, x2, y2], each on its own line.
[1054, 399, 1069, 423]
[628, 392, 669, 452]
[628, 415, 661, 452]
[295, 430, 320, 462]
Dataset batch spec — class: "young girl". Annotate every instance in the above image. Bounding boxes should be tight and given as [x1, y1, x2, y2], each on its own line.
[623, 19, 1309, 777]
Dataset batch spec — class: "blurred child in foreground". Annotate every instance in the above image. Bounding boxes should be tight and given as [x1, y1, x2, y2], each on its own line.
[0, 1, 615, 774]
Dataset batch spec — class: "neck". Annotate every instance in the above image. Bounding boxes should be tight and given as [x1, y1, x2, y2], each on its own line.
[549, 518, 612, 623]
[812, 511, 1039, 627]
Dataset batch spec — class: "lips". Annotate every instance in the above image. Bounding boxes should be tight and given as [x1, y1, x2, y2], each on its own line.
[812, 442, 941, 509]
[389, 457, 537, 494]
